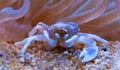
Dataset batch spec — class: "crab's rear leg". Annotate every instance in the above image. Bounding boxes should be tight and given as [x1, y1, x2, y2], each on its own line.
[15, 22, 49, 47]
[15, 30, 57, 62]
[15, 37, 31, 47]
[21, 35, 47, 54]
[16, 35, 46, 62]
[28, 22, 49, 37]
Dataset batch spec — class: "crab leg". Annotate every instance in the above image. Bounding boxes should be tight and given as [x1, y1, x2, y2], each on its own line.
[18, 35, 46, 62]
[15, 37, 31, 47]
[16, 30, 57, 62]
[43, 30, 57, 47]
[65, 35, 78, 48]
[28, 22, 49, 37]
[21, 35, 46, 54]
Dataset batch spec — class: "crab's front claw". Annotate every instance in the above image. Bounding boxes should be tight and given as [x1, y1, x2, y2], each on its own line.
[79, 46, 99, 62]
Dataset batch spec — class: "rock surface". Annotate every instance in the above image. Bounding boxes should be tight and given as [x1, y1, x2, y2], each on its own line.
[0, 41, 120, 70]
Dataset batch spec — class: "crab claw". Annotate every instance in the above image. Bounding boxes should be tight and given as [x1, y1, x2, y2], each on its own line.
[79, 46, 99, 62]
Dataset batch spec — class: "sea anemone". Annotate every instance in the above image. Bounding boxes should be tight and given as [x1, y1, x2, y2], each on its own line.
[0, 0, 120, 41]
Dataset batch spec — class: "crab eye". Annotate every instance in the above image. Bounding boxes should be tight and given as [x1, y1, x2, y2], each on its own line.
[55, 33, 60, 39]
[64, 34, 69, 39]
